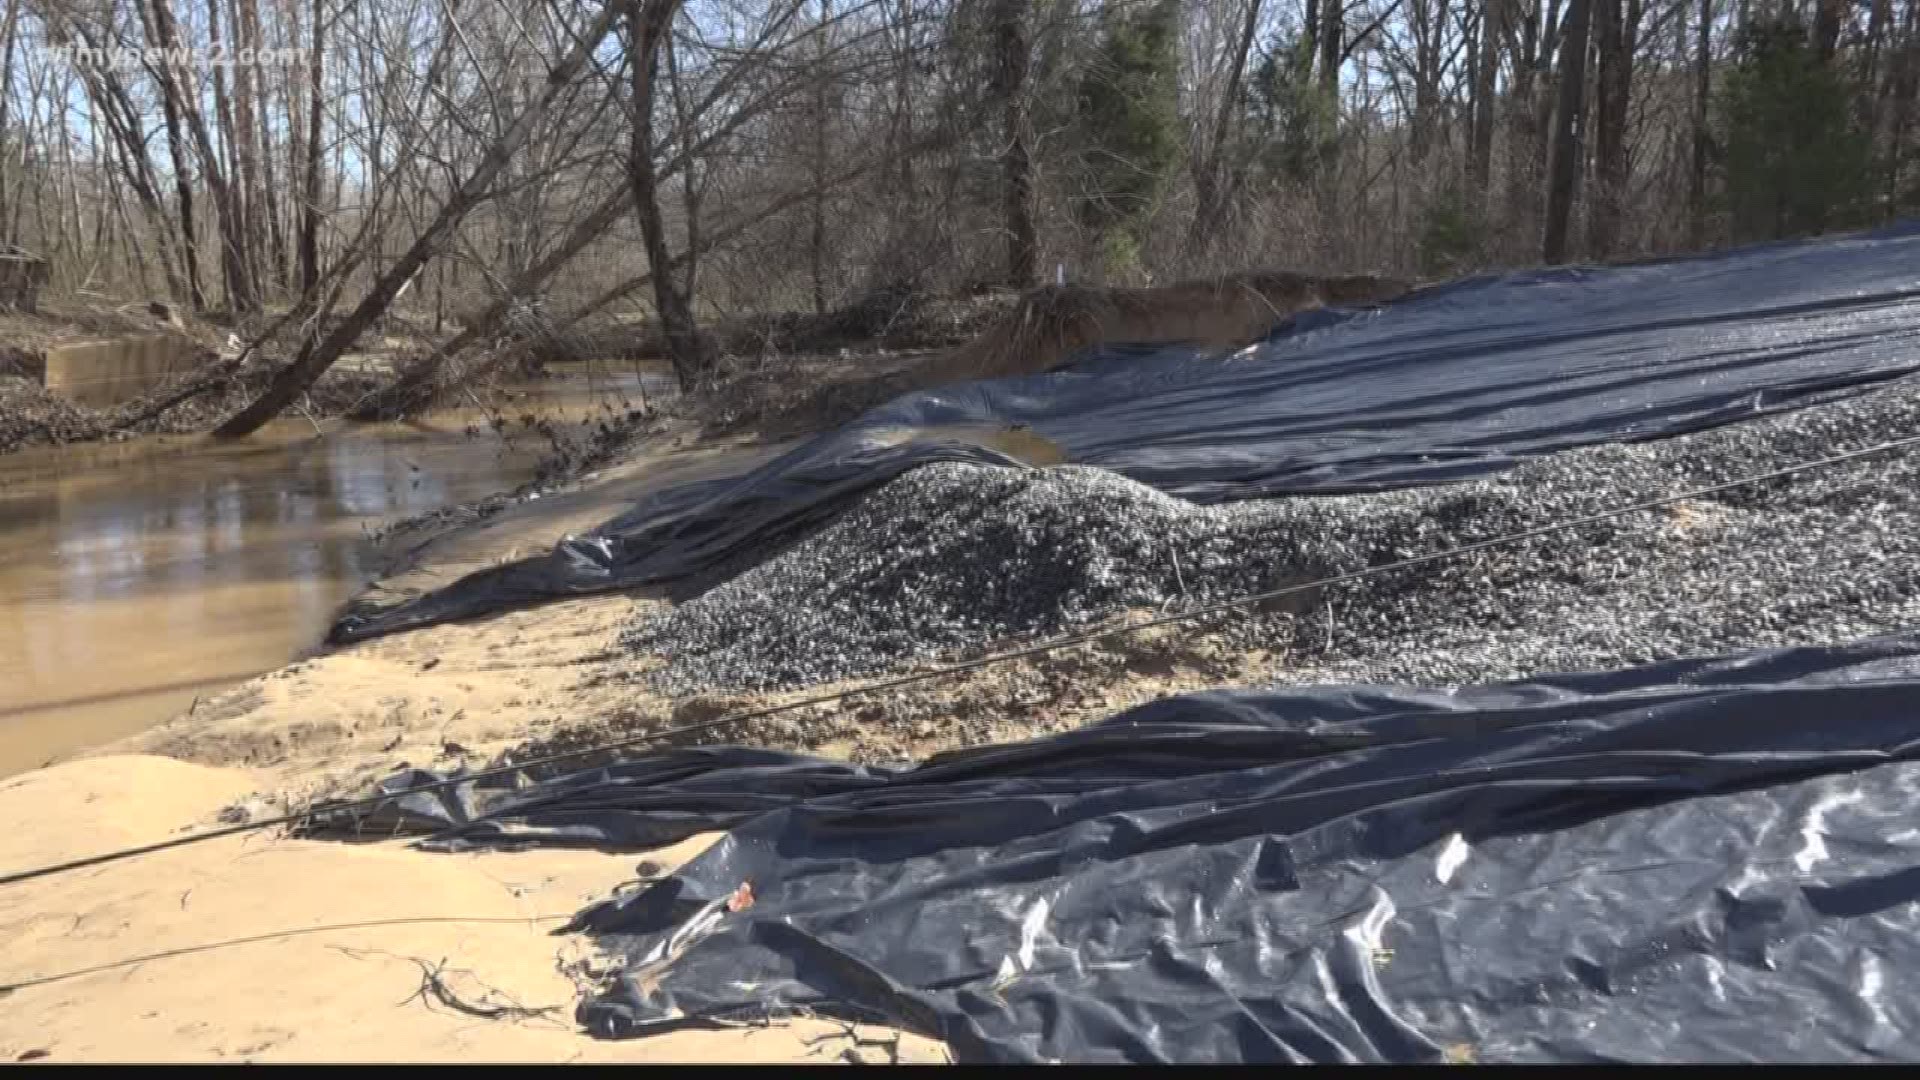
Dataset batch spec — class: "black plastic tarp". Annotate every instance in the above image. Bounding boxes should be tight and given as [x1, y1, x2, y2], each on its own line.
[350, 633, 1920, 1062]
[332, 225, 1920, 642]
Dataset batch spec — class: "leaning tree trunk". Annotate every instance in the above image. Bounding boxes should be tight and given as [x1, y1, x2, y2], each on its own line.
[212, 0, 627, 438]
[355, 185, 638, 418]
[366, 123, 948, 420]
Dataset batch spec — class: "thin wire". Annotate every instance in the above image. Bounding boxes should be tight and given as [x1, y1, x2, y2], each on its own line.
[5, 429, 1918, 890]
[0, 915, 574, 995]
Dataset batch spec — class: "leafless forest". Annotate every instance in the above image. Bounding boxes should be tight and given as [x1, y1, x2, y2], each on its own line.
[1, 0, 1913, 430]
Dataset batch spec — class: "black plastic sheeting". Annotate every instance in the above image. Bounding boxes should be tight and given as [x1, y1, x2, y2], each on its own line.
[333, 225, 1920, 642]
[345, 634, 1920, 1062]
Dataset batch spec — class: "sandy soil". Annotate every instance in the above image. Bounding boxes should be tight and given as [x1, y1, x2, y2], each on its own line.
[6, 401, 1277, 1062]
[0, 755, 944, 1063]
[0, 426, 956, 1063]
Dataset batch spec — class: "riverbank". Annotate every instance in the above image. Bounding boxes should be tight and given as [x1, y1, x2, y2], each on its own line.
[12, 367, 1920, 1060]
[22, 370, 1913, 1062]
[0, 381, 961, 1061]
[0, 374, 960, 1062]
[12, 255, 1920, 1059]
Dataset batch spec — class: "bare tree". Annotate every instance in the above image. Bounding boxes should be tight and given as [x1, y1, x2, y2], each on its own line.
[213, 0, 628, 437]
[297, 0, 326, 296]
[991, 0, 1038, 287]
[1185, 0, 1262, 263]
[1542, 0, 1593, 264]
[1468, 0, 1500, 201]
[1586, 0, 1634, 258]
[0, 0, 20, 244]
[624, 0, 710, 389]
[1686, 0, 1711, 247]
[2, 0, 1915, 442]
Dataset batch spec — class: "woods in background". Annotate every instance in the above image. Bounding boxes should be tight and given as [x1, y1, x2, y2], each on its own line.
[0, 0, 1915, 427]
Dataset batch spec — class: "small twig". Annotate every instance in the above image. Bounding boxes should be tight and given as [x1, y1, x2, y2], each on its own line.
[801, 1016, 905, 1064]
[335, 947, 562, 1023]
[293, 394, 325, 437]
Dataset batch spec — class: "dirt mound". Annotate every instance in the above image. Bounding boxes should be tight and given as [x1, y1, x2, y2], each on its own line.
[681, 354, 925, 439]
[676, 272, 1411, 442]
[521, 288, 1010, 369]
[908, 269, 1412, 387]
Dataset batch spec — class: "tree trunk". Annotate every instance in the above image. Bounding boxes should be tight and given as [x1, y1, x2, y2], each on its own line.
[663, 25, 704, 303]
[151, 0, 253, 315]
[298, 0, 326, 296]
[809, 0, 831, 315]
[1686, 0, 1711, 247]
[625, 0, 709, 392]
[1542, 0, 1594, 264]
[1863, 0, 1892, 141]
[991, 0, 1039, 286]
[1408, 0, 1444, 165]
[1318, 0, 1341, 92]
[212, 0, 628, 438]
[1469, 0, 1501, 201]
[233, 0, 281, 295]
[368, 136, 919, 420]
[1887, 3, 1920, 215]
[0, 0, 18, 244]
[1502, 0, 1543, 238]
[1813, 0, 1843, 62]
[58, 15, 186, 298]
[364, 187, 639, 417]
[1185, 0, 1262, 263]
[206, 0, 259, 312]
[1586, 0, 1632, 259]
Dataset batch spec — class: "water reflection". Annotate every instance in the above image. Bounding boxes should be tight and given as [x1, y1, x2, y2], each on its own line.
[0, 370, 661, 775]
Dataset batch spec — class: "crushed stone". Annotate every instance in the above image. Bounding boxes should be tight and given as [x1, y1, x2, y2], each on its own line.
[623, 377, 1920, 700]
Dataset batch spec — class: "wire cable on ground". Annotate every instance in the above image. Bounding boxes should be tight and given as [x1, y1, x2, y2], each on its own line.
[0, 915, 574, 996]
[6, 428, 1920, 890]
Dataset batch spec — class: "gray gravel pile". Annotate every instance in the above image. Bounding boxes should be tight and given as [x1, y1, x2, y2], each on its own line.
[624, 378, 1920, 695]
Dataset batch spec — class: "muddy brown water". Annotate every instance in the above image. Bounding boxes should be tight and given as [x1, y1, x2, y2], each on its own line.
[0, 368, 664, 777]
